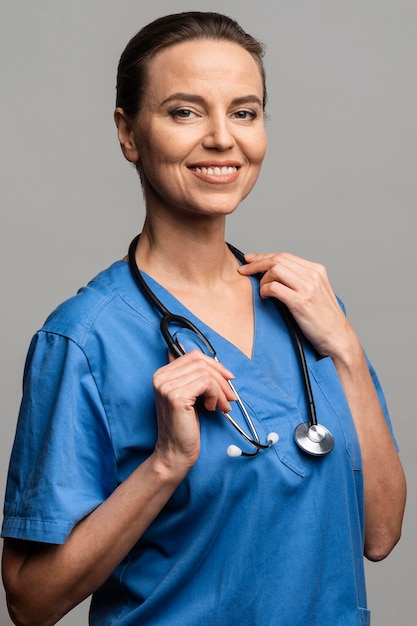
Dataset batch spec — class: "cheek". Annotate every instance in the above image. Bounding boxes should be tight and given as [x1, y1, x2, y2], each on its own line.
[138, 132, 191, 169]
[244, 128, 267, 167]
[255, 130, 268, 163]
[135, 136, 186, 194]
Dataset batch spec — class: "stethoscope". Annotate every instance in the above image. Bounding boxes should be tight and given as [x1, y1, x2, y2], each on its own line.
[128, 235, 334, 458]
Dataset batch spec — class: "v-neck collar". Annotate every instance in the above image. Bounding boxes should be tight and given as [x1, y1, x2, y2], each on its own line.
[138, 268, 259, 363]
[110, 259, 310, 428]
[134, 269, 303, 411]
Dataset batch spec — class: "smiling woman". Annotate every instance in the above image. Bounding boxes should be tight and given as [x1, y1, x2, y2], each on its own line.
[115, 39, 267, 222]
[1, 11, 406, 626]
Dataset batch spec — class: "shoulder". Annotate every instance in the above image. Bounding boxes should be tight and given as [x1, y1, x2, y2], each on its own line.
[41, 260, 150, 347]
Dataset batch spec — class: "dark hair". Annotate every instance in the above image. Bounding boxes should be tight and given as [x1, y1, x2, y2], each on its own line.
[116, 11, 267, 119]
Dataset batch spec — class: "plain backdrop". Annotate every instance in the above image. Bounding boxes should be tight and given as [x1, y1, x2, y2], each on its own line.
[0, 1, 415, 624]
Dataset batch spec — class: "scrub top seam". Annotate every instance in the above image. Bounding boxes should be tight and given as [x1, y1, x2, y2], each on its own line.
[34, 330, 118, 466]
[90, 278, 162, 334]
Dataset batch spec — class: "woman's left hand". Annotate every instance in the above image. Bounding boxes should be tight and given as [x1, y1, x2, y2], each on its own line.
[238, 251, 354, 358]
[239, 250, 406, 561]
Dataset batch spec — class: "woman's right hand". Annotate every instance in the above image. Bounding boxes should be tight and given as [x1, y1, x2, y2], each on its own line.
[2, 350, 236, 626]
[152, 350, 236, 471]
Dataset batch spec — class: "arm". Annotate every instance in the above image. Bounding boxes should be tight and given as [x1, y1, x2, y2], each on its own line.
[239, 252, 406, 561]
[2, 454, 188, 626]
[329, 331, 406, 561]
[2, 350, 235, 626]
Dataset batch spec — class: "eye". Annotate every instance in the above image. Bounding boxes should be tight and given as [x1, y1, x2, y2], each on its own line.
[170, 108, 196, 120]
[233, 109, 257, 120]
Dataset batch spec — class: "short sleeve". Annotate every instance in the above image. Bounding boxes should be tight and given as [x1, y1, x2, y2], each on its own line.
[2, 331, 118, 544]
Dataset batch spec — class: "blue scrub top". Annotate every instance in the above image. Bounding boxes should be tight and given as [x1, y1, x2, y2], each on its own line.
[2, 259, 395, 625]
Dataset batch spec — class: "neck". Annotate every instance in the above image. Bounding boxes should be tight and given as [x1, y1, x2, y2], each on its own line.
[134, 214, 238, 287]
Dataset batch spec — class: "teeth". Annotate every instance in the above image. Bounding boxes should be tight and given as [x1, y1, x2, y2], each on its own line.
[194, 166, 237, 175]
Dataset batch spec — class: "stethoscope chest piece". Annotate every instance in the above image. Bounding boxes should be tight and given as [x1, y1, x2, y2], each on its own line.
[294, 422, 334, 456]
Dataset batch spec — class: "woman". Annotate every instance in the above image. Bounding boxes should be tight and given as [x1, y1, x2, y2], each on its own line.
[2, 12, 406, 626]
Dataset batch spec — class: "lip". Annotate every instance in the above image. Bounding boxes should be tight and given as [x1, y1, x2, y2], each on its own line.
[187, 160, 242, 169]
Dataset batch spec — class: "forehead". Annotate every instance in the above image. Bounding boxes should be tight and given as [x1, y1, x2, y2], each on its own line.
[145, 39, 263, 100]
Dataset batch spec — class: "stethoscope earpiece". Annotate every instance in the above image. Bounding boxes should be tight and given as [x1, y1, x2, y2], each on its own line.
[227, 432, 279, 458]
[227, 444, 244, 457]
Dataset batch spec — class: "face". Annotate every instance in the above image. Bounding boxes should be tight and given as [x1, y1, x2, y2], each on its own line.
[116, 39, 267, 221]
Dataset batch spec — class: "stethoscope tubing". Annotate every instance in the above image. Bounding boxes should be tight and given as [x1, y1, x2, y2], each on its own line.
[127, 235, 334, 457]
[127, 235, 273, 455]
[226, 243, 319, 428]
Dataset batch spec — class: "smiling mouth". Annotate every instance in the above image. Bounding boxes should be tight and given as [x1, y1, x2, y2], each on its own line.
[190, 166, 238, 175]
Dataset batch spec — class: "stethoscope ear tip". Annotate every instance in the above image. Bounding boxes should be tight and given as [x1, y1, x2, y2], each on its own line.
[268, 432, 279, 445]
[227, 444, 243, 457]
[227, 433, 279, 457]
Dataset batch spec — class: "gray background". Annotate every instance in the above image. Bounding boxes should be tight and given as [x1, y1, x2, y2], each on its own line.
[0, 1, 415, 624]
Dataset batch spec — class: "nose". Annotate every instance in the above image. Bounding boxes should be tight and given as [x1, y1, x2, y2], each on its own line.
[202, 115, 235, 151]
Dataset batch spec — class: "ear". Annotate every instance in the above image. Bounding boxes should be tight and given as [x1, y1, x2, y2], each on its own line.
[114, 107, 140, 163]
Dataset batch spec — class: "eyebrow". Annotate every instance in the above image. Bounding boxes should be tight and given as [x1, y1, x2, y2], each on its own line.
[160, 93, 263, 108]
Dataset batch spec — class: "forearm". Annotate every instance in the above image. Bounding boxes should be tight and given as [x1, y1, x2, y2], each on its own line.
[331, 332, 406, 561]
[3, 451, 187, 626]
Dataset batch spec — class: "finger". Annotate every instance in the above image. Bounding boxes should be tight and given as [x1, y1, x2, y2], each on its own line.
[163, 350, 235, 381]
[154, 352, 236, 412]
[259, 262, 310, 299]
[158, 366, 234, 413]
[237, 252, 276, 275]
[240, 256, 308, 302]
[241, 250, 327, 274]
[239, 253, 331, 299]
